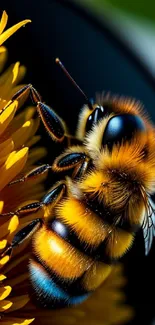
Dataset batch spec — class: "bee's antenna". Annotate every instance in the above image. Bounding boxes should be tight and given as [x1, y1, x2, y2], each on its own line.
[55, 58, 93, 110]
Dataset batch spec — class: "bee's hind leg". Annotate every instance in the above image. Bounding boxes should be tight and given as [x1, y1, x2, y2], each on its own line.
[1, 218, 42, 258]
[8, 164, 51, 186]
[0, 181, 66, 223]
[0, 181, 67, 257]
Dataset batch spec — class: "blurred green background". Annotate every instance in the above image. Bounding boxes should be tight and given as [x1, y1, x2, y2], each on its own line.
[80, 0, 155, 78]
[81, 0, 155, 22]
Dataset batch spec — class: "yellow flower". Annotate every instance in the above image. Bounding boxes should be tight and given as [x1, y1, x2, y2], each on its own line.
[0, 10, 133, 325]
[0, 10, 47, 325]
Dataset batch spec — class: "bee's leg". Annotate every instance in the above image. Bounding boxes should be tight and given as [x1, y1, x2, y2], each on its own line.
[30, 86, 83, 147]
[72, 159, 91, 180]
[13, 181, 66, 220]
[36, 102, 67, 143]
[11, 84, 65, 142]
[28, 86, 66, 143]
[52, 147, 90, 173]
[16, 182, 66, 216]
[0, 182, 66, 219]
[0, 182, 66, 255]
[0, 84, 33, 114]
[1, 218, 42, 258]
[8, 164, 51, 186]
[12, 85, 80, 147]
[41, 181, 66, 211]
[0, 202, 43, 218]
[11, 84, 37, 102]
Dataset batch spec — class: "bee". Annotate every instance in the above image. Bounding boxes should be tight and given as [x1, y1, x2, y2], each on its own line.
[1, 58, 155, 309]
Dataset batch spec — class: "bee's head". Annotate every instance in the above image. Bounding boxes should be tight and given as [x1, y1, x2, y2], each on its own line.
[84, 110, 148, 165]
[102, 113, 146, 150]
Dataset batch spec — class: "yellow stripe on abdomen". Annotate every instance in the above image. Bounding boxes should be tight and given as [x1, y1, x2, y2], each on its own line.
[105, 228, 134, 259]
[33, 225, 92, 280]
[56, 198, 108, 247]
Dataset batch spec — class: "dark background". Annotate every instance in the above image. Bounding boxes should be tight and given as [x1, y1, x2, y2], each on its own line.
[1, 1, 155, 324]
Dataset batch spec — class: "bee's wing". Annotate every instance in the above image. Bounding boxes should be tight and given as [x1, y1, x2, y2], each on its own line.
[142, 197, 155, 256]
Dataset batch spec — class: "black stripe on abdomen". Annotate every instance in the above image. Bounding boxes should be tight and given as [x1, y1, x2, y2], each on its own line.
[47, 218, 118, 264]
[47, 218, 97, 257]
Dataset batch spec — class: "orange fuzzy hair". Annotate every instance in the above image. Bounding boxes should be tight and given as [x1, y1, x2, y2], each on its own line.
[77, 93, 154, 141]
[96, 93, 153, 129]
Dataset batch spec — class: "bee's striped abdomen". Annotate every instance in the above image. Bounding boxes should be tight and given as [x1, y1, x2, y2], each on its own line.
[31, 192, 134, 307]
[55, 197, 134, 263]
[29, 259, 90, 308]
[32, 225, 92, 279]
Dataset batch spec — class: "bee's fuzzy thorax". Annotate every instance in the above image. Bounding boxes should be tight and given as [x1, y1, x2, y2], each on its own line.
[95, 130, 155, 194]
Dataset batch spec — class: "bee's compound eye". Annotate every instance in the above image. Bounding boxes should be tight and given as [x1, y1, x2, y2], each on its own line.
[102, 114, 146, 149]
[85, 105, 109, 133]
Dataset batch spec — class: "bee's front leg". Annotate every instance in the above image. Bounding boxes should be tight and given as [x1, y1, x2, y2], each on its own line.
[52, 146, 91, 177]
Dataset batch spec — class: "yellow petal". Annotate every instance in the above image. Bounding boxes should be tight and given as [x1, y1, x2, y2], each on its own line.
[7, 219, 20, 244]
[0, 63, 17, 86]
[0, 286, 12, 300]
[0, 147, 28, 191]
[0, 255, 9, 268]
[6, 295, 29, 312]
[7, 215, 19, 235]
[0, 138, 14, 158]
[0, 239, 7, 250]
[1, 318, 35, 325]
[0, 45, 6, 53]
[0, 46, 8, 73]
[0, 274, 6, 280]
[28, 147, 47, 166]
[0, 299, 12, 311]
[6, 147, 28, 168]
[0, 215, 18, 239]
[8, 106, 35, 134]
[0, 11, 8, 35]
[0, 100, 7, 112]
[10, 84, 29, 109]
[0, 63, 21, 99]
[8, 62, 26, 86]
[0, 154, 11, 166]
[26, 135, 41, 147]
[27, 118, 40, 140]
[15, 65, 26, 85]
[0, 101, 18, 136]
[12, 120, 34, 150]
[0, 45, 6, 52]
[0, 19, 31, 46]
[0, 201, 4, 213]
[25, 107, 36, 120]
[12, 61, 20, 84]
